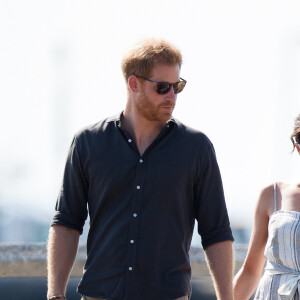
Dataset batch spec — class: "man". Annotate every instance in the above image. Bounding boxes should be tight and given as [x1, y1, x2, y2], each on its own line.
[47, 38, 234, 300]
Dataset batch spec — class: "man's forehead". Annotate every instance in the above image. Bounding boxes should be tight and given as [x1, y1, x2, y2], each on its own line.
[150, 63, 180, 78]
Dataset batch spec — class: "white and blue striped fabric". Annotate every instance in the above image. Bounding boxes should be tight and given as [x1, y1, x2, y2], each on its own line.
[254, 184, 300, 300]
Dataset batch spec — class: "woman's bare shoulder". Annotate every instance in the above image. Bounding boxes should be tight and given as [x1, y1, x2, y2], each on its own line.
[256, 183, 276, 217]
[260, 183, 275, 198]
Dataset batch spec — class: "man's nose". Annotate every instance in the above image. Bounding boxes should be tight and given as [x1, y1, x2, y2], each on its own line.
[167, 85, 176, 99]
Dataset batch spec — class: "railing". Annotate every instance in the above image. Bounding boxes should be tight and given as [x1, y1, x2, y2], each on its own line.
[0, 243, 249, 300]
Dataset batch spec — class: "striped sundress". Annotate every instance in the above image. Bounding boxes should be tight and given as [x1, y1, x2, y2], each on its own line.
[254, 184, 300, 300]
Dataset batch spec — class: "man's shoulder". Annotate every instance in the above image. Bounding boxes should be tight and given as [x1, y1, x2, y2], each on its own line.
[173, 118, 212, 146]
[75, 113, 119, 139]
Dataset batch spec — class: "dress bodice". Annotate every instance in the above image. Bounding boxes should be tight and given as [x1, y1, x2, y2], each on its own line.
[264, 211, 300, 271]
[254, 211, 300, 299]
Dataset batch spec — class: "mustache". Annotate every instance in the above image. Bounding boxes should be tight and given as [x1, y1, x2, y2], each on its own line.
[160, 101, 175, 107]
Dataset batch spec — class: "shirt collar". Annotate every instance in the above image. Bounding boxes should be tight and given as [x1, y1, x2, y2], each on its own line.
[107, 111, 179, 129]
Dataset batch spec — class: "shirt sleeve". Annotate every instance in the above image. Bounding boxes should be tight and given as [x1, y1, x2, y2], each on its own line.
[51, 135, 88, 234]
[194, 137, 234, 250]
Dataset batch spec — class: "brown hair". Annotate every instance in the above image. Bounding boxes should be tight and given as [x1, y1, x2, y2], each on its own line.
[121, 38, 182, 81]
[291, 114, 300, 151]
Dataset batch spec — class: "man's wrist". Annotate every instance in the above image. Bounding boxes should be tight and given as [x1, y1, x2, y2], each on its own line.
[48, 295, 65, 300]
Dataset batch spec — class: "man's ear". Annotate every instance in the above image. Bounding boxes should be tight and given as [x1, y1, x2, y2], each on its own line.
[128, 75, 139, 93]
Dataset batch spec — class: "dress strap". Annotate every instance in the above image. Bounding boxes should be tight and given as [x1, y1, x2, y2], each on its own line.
[274, 182, 277, 212]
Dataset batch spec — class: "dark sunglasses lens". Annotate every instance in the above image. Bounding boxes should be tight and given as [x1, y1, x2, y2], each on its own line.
[175, 81, 186, 94]
[157, 83, 171, 95]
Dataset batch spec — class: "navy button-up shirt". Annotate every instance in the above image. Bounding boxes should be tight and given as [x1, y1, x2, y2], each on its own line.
[51, 113, 233, 300]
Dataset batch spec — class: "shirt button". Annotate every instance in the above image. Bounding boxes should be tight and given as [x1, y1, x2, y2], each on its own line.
[133, 213, 137, 217]
[139, 159, 143, 163]
[130, 240, 134, 243]
[128, 139, 132, 143]
[129, 267, 133, 271]
[136, 185, 140, 189]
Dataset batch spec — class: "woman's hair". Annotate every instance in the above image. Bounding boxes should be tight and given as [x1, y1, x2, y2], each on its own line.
[121, 38, 182, 81]
[291, 114, 300, 151]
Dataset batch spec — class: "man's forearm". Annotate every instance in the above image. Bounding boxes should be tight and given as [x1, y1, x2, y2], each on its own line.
[47, 225, 80, 298]
[205, 240, 234, 300]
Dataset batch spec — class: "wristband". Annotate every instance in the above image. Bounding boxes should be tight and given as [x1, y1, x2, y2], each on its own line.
[48, 295, 65, 300]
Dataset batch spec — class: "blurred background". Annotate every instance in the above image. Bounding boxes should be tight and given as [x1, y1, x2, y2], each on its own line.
[0, 0, 300, 245]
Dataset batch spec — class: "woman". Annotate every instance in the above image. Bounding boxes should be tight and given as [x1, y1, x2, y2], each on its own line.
[233, 114, 300, 300]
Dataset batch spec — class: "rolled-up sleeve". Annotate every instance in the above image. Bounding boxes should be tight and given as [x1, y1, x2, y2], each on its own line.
[194, 137, 233, 250]
[51, 135, 88, 234]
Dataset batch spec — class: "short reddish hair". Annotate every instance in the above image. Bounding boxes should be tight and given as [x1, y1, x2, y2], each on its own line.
[121, 38, 182, 81]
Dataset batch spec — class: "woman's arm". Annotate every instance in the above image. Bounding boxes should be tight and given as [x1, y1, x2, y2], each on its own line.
[233, 185, 273, 300]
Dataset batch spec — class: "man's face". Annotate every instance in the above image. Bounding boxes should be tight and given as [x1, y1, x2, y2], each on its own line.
[135, 64, 180, 123]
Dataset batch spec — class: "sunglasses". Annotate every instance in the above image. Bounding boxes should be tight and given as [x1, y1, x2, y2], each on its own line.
[134, 74, 187, 95]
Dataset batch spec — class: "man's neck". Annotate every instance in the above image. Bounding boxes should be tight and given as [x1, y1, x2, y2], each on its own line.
[122, 109, 166, 156]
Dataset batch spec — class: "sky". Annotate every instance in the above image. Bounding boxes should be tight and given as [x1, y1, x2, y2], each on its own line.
[0, 0, 300, 236]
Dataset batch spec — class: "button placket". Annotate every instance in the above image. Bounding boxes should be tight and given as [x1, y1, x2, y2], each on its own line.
[124, 154, 146, 293]
[122, 124, 173, 299]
